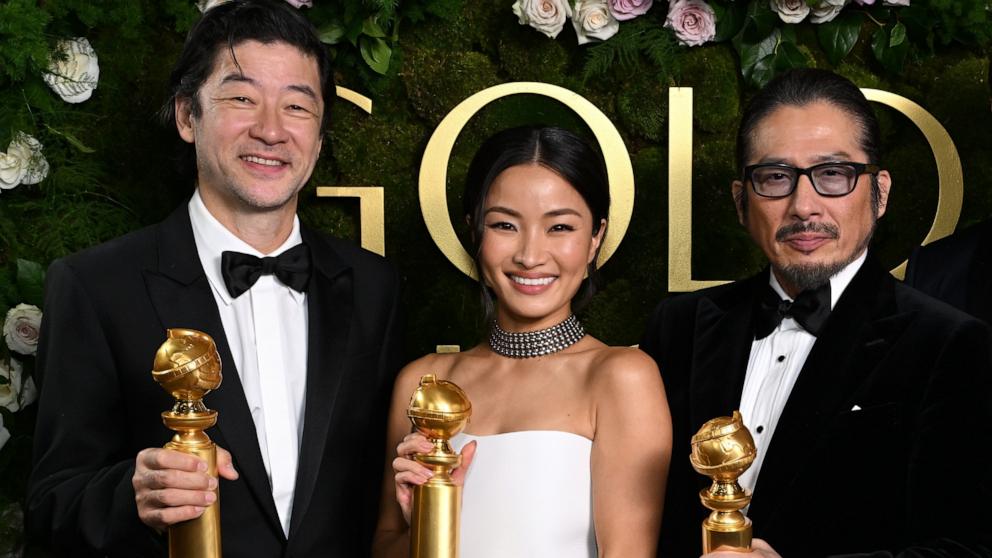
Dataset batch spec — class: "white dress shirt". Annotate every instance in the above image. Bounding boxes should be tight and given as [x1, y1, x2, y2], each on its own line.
[188, 190, 308, 536]
[737, 251, 866, 495]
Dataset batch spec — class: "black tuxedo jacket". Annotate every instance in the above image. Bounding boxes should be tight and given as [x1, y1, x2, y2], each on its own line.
[905, 219, 992, 325]
[26, 205, 403, 557]
[642, 257, 992, 558]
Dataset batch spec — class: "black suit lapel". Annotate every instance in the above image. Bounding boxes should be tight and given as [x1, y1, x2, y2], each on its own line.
[747, 258, 913, 526]
[966, 220, 992, 324]
[141, 206, 283, 536]
[689, 277, 761, 432]
[288, 226, 353, 537]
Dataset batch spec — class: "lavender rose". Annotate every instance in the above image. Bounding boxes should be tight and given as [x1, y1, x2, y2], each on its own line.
[665, 0, 717, 47]
[3, 303, 42, 356]
[609, 0, 653, 21]
[769, 0, 810, 23]
[512, 0, 573, 39]
[0, 359, 37, 412]
[810, 0, 849, 23]
[573, 0, 620, 44]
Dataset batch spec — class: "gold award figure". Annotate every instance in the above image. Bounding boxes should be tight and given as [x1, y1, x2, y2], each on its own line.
[407, 374, 473, 558]
[690, 410, 757, 554]
[151, 328, 223, 558]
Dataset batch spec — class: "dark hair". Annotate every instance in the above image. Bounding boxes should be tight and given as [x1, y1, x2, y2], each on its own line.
[735, 69, 883, 213]
[160, 0, 334, 176]
[462, 126, 611, 318]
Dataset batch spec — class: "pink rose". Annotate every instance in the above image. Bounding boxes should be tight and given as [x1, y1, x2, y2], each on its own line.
[769, 0, 810, 24]
[512, 0, 573, 39]
[609, 0, 653, 21]
[664, 0, 716, 47]
[3, 303, 41, 356]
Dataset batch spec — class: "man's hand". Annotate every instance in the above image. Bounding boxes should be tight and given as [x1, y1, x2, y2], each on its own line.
[132, 446, 239, 531]
[703, 538, 782, 558]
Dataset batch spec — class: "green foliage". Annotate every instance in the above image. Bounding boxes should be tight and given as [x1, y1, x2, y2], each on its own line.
[817, 11, 863, 66]
[0, 0, 51, 83]
[582, 18, 680, 82]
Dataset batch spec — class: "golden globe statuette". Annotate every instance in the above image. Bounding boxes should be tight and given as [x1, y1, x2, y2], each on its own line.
[407, 374, 473, 558]
[151, 328, 223, 558]
[690, 410, 757, 554]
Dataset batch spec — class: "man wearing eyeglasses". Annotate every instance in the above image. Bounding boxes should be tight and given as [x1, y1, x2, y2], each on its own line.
[642, 68, 992, 558]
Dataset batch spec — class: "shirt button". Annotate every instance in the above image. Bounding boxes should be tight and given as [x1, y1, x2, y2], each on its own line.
[777, 355, 786, 363]
[756, 425, 764, 434]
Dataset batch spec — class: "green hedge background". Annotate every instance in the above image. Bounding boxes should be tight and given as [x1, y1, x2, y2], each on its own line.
[0, 0, 989, 552]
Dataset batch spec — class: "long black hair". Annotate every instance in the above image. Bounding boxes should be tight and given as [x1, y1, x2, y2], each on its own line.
[462, 126, 611, 318]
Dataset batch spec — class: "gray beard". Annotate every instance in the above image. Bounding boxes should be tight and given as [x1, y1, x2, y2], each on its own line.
[774, 231, 873, 293]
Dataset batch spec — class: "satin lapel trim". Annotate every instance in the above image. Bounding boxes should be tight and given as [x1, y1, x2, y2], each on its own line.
[288, 228, 354, 537]
[689, 280, 757, 434]
[747, 261, 912, 526]
[144, 206, 283, 537]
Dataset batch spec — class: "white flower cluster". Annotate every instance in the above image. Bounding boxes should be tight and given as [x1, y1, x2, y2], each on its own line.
[771, 0, 908, 25]
[0, 359, 37, 414]
[0, 133, 49, 191]
[43, 37, 100, 104]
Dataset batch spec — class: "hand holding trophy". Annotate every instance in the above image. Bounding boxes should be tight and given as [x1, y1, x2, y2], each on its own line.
[150, 328, 224, 558]
[406, 374, 473, 558]
[690, 411, 757, 554]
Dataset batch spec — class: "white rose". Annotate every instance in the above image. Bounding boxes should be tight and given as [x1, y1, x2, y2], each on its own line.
[769, 0, 810, 23]
[43, 37, 100, 104]
[0, 133, 48, 190]
[0, 415, 9, 454]
[4, 303, 42, 356]
[512, 0, 573, 39]
[810, 0, 849, 23]
[572, 0, 620, 44]
[0, 359, 37, 412]
[882, 0, 908, 5]
[197, 0, 229, 11]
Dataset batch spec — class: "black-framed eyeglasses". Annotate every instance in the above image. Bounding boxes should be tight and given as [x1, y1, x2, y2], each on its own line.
[743, 162, 880, 199]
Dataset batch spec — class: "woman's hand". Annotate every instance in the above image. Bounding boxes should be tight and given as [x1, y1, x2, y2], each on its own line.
[392, 432, 477, 525]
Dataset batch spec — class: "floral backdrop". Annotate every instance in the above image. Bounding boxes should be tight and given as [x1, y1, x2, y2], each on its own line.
[0, 0, 990, 554]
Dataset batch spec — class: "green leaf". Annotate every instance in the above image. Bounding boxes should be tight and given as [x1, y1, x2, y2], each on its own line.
[15, 259, 44, 307]
[362, 18, 388, 38]
[318, 22, 346, 45]
[816, 11, 862, 66]
[774, 41, 810, 71]
[889, 22, 907, 47]
[44, 125, 95, 154]
[712, 1, 748, 42]
[871, 25, 909, 74]
[359, 36, 392, 75]
[737, 29, 780, 87]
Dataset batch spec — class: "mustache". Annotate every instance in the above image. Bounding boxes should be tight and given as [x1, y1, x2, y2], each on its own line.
[775, 221, 839, 242]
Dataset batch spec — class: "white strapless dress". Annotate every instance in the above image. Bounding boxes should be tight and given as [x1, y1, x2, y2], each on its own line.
[450, 430, 596, 558]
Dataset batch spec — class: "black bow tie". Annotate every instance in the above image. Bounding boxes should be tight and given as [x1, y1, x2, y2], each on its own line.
[754, 281, 831, 339]
[221, 243, 311, 299]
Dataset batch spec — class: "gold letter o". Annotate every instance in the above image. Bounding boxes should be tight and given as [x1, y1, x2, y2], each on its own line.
[418, 82, 635, 280]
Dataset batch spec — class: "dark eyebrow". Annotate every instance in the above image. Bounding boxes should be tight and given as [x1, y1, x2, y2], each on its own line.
[484, 206, 521, 218]
[218, 74, 318, 102]
[544, 208, 582, 218]
[756, 152, 855, 165]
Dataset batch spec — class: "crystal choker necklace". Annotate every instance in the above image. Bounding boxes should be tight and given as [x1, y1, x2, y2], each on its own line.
[489, 314, 586, 359]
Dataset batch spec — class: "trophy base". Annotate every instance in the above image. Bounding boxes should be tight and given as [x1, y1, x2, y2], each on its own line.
[163, 413, 222, 558]
[702, 518, 752, 554]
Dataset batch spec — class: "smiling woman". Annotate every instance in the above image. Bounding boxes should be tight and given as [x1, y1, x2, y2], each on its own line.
[372, 126, 673, 558]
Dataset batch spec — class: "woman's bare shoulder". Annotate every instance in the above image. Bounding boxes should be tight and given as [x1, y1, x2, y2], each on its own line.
[588, 344, 663, 393]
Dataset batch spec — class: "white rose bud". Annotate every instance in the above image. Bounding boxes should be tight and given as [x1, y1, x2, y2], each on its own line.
[0, 133, 48, 190]
[512, 0, 573, 39]
[769, 0, 810, 23]
[4, 303, 42, 356]
[573, 0, 620, 45]
[810, 0, 849, 23]
[0, 359, 37, 412]
[43, 37, 100, 104]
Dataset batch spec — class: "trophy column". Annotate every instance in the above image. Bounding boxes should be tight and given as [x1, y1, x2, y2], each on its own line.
[407, 374, 473, 558]
[151, 328, 224, 558]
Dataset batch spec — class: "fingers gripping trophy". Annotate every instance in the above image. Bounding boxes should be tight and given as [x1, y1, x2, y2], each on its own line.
[407, 374, 473, 558]
[151, 328, 223, 558]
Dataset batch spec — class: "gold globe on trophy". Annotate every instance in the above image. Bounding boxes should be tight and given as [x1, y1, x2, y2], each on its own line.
[151, 328, 223, 558]
[690, 410, 757, 554]
[407, 374, 473, 558]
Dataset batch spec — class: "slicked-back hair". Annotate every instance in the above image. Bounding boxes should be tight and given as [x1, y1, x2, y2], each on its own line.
[735, 68, 883, 213]
[160, 0, 334, 177]
[462, 126, 611, 319]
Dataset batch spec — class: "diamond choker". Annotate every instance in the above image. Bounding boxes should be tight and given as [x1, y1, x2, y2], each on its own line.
[489, 314, 586, 359]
